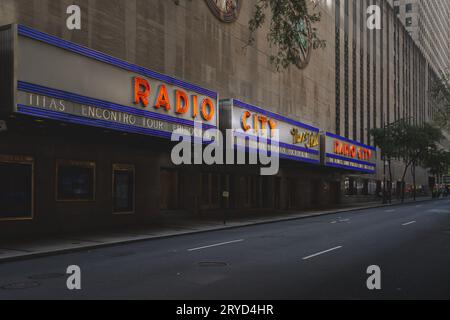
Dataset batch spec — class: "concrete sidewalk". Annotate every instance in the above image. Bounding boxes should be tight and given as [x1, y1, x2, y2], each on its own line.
[0, 197, 440, 263]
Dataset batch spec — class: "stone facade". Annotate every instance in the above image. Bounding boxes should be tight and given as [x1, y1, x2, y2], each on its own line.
[0, 0, 337, 132]
[392, 0, 450, 74]
[0, 0, 444, 236]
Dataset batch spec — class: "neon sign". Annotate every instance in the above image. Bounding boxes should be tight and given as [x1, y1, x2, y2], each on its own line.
[134, 77, 215, 123]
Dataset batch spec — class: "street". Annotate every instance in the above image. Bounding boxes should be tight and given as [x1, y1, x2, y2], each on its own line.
[0, 199, 449, 300]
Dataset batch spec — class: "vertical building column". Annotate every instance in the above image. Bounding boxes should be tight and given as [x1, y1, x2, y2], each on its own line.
[335, 0, 342, 135]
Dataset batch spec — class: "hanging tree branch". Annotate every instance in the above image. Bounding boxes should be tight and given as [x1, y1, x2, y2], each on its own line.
[248, 0, 326, 70]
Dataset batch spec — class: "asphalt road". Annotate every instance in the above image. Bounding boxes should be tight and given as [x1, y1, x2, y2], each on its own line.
[0, 199, 449, 300]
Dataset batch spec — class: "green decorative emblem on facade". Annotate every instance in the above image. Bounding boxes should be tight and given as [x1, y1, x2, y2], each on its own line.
[205, 0, 240, 23]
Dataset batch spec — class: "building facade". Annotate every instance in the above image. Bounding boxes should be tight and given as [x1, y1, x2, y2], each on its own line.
[0, 0, 441, 236]
[392, 0, 450, 74]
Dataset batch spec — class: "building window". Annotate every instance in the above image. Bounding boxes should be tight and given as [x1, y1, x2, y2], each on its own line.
[405, 3, 413, 12]
[394, 6, 399, 14]
[0, 155, 34, 221]
[405, 17, 412, 27]
[113, 164, 135, 214]
[56, 160, 95, 201]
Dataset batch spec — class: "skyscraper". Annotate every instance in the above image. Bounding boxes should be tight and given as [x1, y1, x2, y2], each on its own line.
[392, 0, 450, 74]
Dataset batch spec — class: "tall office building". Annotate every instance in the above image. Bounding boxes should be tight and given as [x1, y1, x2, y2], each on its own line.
[393, 0, 450, 74]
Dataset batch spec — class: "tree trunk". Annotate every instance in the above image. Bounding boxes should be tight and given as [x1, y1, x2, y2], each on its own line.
[388, 160, 393, 204]
[412, 163, 417, 201]
[401, 162, 411, 203]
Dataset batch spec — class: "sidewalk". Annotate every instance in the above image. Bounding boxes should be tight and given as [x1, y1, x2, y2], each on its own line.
[0, 196, 439, 263]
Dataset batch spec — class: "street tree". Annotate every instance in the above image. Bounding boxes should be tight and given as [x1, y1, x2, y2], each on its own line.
[374, 121, 443, 202]
[397, 122, 443, 201]
[248, 0, 326, 70]
[422, 148, 450, 190]
[371, 125, 399, 202]
[430, 71, 450, 129]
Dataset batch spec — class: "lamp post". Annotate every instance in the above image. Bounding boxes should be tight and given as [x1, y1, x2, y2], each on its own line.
[382, 159, 387, 204]
[382, 120, 387, 205]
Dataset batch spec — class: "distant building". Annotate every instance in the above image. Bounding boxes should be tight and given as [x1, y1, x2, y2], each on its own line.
[392, 0, 450, 74]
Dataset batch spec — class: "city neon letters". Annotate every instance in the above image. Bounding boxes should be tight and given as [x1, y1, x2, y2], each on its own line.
[241, 111, 277, 135]
[334, 140, 373, 161]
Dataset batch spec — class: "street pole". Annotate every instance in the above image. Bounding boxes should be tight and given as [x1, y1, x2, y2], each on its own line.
[382, 122, 387, 205]
[383, 158, 387, 204]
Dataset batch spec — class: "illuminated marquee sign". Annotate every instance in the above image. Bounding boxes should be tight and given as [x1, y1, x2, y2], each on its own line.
[0, 25, 218, 140]
[324, 132, 377, 174]
[220, 99, 321, 164]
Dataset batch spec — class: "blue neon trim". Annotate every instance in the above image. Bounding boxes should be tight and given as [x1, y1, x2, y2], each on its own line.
[279, 153, 321, 165]
[17, 25, 218, 100]
[233, 131, 320, 155]
[17, 105, 213, 144]
[233, 99, 320, 133]
[326, 153, 376, 168]
[326, 132, 377, 151]
[326, 162, 376, 174]
[18, 81, 217, 130]
[235, 144, 320, 165]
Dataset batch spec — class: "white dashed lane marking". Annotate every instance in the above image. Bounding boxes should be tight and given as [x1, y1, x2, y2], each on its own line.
[188, 239, 245, 252]
[302, 246, 343, 261]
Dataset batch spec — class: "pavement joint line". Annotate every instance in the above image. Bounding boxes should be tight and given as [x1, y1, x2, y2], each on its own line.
[188, 239, 245, 252]
[0, 198, 444, 264]
[402, 221, 417, 226]
[302, 246, 343, 261]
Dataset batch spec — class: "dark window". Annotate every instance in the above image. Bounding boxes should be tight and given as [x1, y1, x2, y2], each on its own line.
[405, 3, 413, 12]
[57, 161, 95, 201]
[394, 5, 400, 14]
[0, 157, 33, 220]
[113, 165, 135, 214]
[405, 17, 412, 27]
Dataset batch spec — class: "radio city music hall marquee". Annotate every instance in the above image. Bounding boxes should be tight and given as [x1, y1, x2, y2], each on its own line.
[323, 133, 377, 174]
[0, 25, 218, 140]
[220, 99, 321, 165]
[0, 25, 377, 175]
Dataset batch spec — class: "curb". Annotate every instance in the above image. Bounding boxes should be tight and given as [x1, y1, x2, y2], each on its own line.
[0, 197, 443, 264]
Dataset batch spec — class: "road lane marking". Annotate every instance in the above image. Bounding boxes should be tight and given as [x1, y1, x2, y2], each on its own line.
[427, 209, 450, 213]
[302, 246, 343, 261]
[415, 205, 422, 208]
[188, 239, 244, 252]
[331, 218, 350, 224]
[385, 209, 396, 213]
[402, 221, 416, 226]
